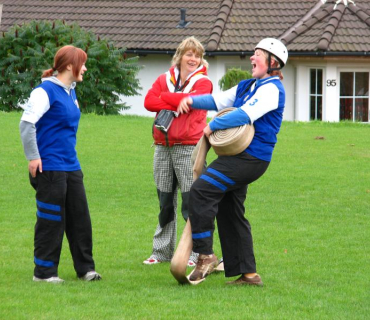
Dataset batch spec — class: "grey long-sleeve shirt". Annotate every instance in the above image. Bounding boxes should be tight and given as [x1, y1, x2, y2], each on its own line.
[19, 121, 40, 160]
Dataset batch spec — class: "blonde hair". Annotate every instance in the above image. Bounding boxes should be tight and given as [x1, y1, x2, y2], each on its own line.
[256, 48, 284, 80]
[171, 36, 208, 70]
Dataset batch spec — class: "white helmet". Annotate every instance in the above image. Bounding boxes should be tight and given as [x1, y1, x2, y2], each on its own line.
[255, 38, 288, 68]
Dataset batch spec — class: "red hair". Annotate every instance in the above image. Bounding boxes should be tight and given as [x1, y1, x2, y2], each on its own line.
[269, 61, 284, 80]
[42, 45, 87, 78]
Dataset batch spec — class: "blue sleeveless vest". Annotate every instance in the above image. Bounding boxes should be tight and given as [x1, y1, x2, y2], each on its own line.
[35, 81, 81, 171]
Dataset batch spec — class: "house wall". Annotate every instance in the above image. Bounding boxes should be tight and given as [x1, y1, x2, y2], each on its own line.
[119, 54, 172, 117]
[292, 57, 370, 122]
[121, 54, 370, 123]
[119, 54, 253, 117]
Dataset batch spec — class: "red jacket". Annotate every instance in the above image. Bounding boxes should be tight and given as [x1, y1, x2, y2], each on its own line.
[144, 65, 213, 146]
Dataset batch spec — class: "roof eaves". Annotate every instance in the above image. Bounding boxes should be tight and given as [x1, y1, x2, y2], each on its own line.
[126, 49, 370, 58]
[206, 0, 234, 51]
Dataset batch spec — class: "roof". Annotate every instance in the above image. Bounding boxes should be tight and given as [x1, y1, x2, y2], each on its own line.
[280, 0, 370, 52]
[1, 0, 370, 55]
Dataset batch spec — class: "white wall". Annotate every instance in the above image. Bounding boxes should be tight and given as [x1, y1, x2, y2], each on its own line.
[119, 53, 370, 123]
[295, 65, 310, 121]
[119, 54, 297, 119]
[292, 57, 370, 122]
[119, 55, 172, 117]
[281, 64, 295, 121]
[324, 63, 338, 122]
[119, 54, 257, 118]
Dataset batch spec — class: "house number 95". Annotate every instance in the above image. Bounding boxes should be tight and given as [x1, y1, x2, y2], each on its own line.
[326, 80, 337, 87]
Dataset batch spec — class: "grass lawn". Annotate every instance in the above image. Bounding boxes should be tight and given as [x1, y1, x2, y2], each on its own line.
[0, 112, 369, 319]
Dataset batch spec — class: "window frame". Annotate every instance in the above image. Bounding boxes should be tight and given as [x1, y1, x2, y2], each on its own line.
[339, 71, 369, 122]
[309, 68, 323, 121]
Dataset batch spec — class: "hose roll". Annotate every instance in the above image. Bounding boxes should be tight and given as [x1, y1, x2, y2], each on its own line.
[209, 107, 255, 156]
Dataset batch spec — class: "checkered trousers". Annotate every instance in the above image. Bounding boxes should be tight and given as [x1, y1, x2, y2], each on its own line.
[149, 145, 198, 262]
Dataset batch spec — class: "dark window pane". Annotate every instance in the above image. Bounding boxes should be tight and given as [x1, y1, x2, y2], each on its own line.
[340, 98, 352, 120]
[355, 98, 368, 122]
[317, 96, 322, 120]
[355, 72, 369, 96]
[340, 73, 353, 96]
[310, 69, 316, 94]
[317, 69, 323, 95]
[310, 96, 316, 120]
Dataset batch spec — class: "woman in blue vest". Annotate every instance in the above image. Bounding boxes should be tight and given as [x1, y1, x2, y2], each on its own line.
[20, 45, 101, 283]
[177, 38, 288, 285]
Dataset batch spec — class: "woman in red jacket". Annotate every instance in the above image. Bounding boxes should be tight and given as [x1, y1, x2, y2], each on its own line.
[143, 36, 213, 266]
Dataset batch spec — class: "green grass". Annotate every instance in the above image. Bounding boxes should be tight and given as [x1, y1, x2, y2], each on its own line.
[0, 112, 369, 319]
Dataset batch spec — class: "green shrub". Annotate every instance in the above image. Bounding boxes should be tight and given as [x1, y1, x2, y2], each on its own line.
[218, 68, 252, 91]
[0, 20, 141, 114]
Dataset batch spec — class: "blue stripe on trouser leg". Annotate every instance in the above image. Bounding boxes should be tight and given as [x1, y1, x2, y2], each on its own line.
[206, 168, 236, 185]
[200, 175, 227, 191]
[34, 256, 55, 267]
[192, 231, 211, 239]
[37, 210, 62, 221]
[36, 200, 61, 212]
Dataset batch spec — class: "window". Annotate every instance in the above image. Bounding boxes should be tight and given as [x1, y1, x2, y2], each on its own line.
[309, 69, 323, 120]
[340, 72, 369, 122]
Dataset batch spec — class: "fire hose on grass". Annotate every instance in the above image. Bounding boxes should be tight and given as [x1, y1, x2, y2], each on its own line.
[170, 107, 255, 285]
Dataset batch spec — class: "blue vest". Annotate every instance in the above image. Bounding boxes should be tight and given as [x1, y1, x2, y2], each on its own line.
[35, 81, 81, 171]
[234, 77, 285, 162]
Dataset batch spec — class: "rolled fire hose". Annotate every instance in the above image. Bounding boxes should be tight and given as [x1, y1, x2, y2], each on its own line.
[192, 107, 255, 179]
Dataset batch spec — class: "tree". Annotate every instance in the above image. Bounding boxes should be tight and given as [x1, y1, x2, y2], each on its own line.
[0, 20, 141, 114]
[218, 68, 252, 91]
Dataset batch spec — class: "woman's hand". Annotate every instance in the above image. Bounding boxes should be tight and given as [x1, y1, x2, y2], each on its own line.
[203, 125, 213, 138]
[29, 159, 42, 178]
[177, 97, 193, 114]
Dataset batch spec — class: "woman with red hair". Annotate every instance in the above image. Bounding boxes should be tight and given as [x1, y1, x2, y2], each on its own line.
[20, 45, 101, 283]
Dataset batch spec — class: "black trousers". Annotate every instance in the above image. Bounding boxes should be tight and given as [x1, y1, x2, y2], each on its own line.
[189, 152, 269, 277]
[30, 170, 95, 278]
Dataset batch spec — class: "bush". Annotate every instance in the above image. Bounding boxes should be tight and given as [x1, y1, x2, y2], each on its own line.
[218, 68, 252, 91]
[0, 20, 141, 114]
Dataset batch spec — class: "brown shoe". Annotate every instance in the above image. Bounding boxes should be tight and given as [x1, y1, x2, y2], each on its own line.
[226, 274, 263, 286]
[188, 254, 218, 281]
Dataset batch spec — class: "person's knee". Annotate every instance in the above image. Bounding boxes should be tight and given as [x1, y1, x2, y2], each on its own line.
[158, 191, 175, 227]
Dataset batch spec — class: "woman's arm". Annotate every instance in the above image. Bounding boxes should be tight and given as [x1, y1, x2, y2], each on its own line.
[20, 121, 40, 160]
[19, 121, 43, 177]
[144, 76, 177, 112]
[212, 86, 238, 111]
[209, 83, 279, 131]
[160, 78, 213, 107]
[19, 87, 50, 177]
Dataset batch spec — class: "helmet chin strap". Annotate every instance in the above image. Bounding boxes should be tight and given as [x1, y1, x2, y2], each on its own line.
[267, 53, 282, 74]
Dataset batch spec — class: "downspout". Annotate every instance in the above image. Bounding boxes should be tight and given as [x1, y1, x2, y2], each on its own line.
[293, 64, 297, 121]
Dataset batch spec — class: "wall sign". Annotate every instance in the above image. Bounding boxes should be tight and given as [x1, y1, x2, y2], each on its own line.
[326, 79, 337, 87]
